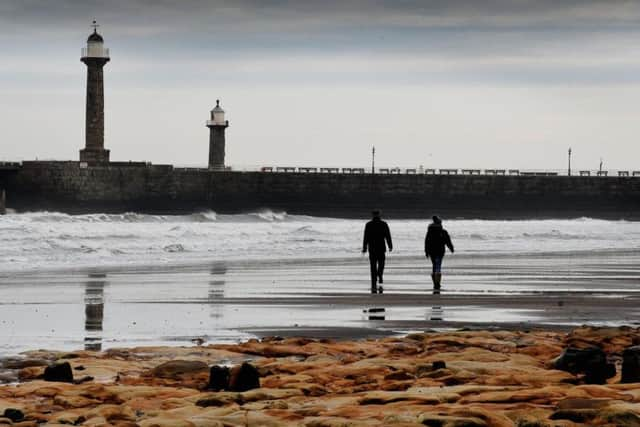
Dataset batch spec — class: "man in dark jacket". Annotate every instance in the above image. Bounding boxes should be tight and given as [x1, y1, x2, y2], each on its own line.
[362, 210, 393, 294]
[424, 215, 454, 292]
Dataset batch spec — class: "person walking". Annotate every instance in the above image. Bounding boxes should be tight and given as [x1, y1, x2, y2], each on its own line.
[424, 215, 454, 292]
[362, 210, 393, 294]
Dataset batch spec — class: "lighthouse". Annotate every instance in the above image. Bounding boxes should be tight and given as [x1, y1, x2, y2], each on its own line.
[79, 21, 110, 164]
[206, 100, 230, 170]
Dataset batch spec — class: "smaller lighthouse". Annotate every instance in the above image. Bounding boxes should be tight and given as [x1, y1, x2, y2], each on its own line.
[80, 21, 110, 164]
[206, 100, 229, 170]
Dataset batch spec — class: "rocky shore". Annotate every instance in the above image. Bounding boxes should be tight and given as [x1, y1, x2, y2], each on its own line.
[2, 326, 640, 426]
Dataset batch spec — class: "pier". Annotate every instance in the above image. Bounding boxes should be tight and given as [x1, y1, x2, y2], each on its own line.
[1, 160, 639, 219]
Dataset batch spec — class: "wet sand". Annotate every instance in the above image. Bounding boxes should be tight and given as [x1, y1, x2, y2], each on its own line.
[1, 251, 639, 355]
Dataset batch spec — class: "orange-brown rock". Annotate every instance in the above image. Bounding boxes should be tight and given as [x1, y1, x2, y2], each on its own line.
[2, 327, 640, 425]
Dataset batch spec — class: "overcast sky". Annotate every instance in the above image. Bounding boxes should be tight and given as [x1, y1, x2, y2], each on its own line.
[2, 0, 640, 170]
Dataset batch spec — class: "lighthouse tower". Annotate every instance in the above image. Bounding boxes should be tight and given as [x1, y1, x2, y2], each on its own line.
[80, 21, 110, 164]
[206, 100, 230, 170]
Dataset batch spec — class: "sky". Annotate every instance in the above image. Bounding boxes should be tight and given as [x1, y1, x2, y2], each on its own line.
[2, 0, 640, 171]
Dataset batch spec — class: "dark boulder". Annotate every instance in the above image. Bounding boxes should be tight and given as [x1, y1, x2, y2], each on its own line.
[3, 408, 24, 423]
[621, 345, 640, 383]
[228, 362, 260, 392]
[44, 362, 74, 383]
[432, 360, 446, 370]
[553, 347, 615, 384]
[207, 365, 230, 391]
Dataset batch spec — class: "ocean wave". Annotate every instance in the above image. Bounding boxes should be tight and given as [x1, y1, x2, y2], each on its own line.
[13, 210, 302, 224]
[522, 231, 588, 240]
[249, 209, 288, 222]
[187, 212, 218, 222]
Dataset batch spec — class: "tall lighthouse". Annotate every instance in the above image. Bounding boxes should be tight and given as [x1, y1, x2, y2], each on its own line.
[206, 100, 229, 170]
[80, 21, 110, 164]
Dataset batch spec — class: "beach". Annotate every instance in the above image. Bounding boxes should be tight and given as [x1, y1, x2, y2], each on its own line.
[2, 214, 640, 425]
[1, 249, 640, 355]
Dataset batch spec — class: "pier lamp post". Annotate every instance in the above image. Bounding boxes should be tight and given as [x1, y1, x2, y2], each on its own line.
[372, 146, 375, 174]
[568, 148, 572, 176]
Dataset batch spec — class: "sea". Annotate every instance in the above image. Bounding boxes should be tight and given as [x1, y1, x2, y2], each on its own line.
[0, 211, 639, 355]
[0, 210, 638, 273]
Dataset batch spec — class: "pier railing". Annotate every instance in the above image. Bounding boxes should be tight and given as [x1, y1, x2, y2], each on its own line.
[2, 160, 637, 177]
[192, 165, 640, 177]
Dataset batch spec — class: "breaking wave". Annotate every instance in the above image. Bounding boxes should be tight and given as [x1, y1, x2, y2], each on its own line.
[14, 209, 299, 224]
[0, 213, 638, 273]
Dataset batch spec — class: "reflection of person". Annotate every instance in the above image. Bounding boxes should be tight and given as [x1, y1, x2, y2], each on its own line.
[424, 215, 454, 291]
[362, 210, 393, 294]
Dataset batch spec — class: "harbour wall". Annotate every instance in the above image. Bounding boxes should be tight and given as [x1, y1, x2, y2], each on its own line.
[1, 161, 639, 219]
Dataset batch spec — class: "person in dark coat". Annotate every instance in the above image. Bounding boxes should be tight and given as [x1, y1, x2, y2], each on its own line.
[362, 210, 393, 294]
[424, 215, 454, 291]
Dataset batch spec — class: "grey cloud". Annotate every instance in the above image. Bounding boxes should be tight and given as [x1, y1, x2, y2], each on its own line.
[5, 1, 640, 34]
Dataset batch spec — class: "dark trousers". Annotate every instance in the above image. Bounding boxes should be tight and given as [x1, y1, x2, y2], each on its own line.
[369, 253, 385, 289]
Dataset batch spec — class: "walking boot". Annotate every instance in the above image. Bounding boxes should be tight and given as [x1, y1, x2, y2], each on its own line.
[434, 273, 442, 291]
[431, 273, 436, 288]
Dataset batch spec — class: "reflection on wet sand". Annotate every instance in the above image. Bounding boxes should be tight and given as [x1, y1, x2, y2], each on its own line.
[428, 305, 444, 321]
[209, 262, 227, 320]
[365, 307, 385, 321]
[428, 289, 444, 321]
[84, 273, 106, 351]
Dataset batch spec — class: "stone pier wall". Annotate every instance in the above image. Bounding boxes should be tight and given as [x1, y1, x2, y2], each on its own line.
[3, 161, 639, 219]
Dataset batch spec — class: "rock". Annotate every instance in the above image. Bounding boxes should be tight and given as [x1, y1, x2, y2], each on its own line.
[73, 375, 94, 384]
[384, 371, 414, 381]
[622, 345, 640, 383]
[3, 409, 24, 422]
[2, 357, 50, 369]
[43, 362, 73, 383]
[150, 360, 209, 379]
[432, 360, 446, 370]
[418, 413, 487, 426]
[0, 369, 19, 383]
[207, 365, 230, 390]
[550, 408, 598, 423]
[416, 361, 448, 378]
[18, 366, 44, 381]
[195, 393, 240, 407]
[228, 362, 260, 392]
[553, 347, 615, 384]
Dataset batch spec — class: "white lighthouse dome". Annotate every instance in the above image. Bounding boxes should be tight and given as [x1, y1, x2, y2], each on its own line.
[81, 22, 110, 59]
